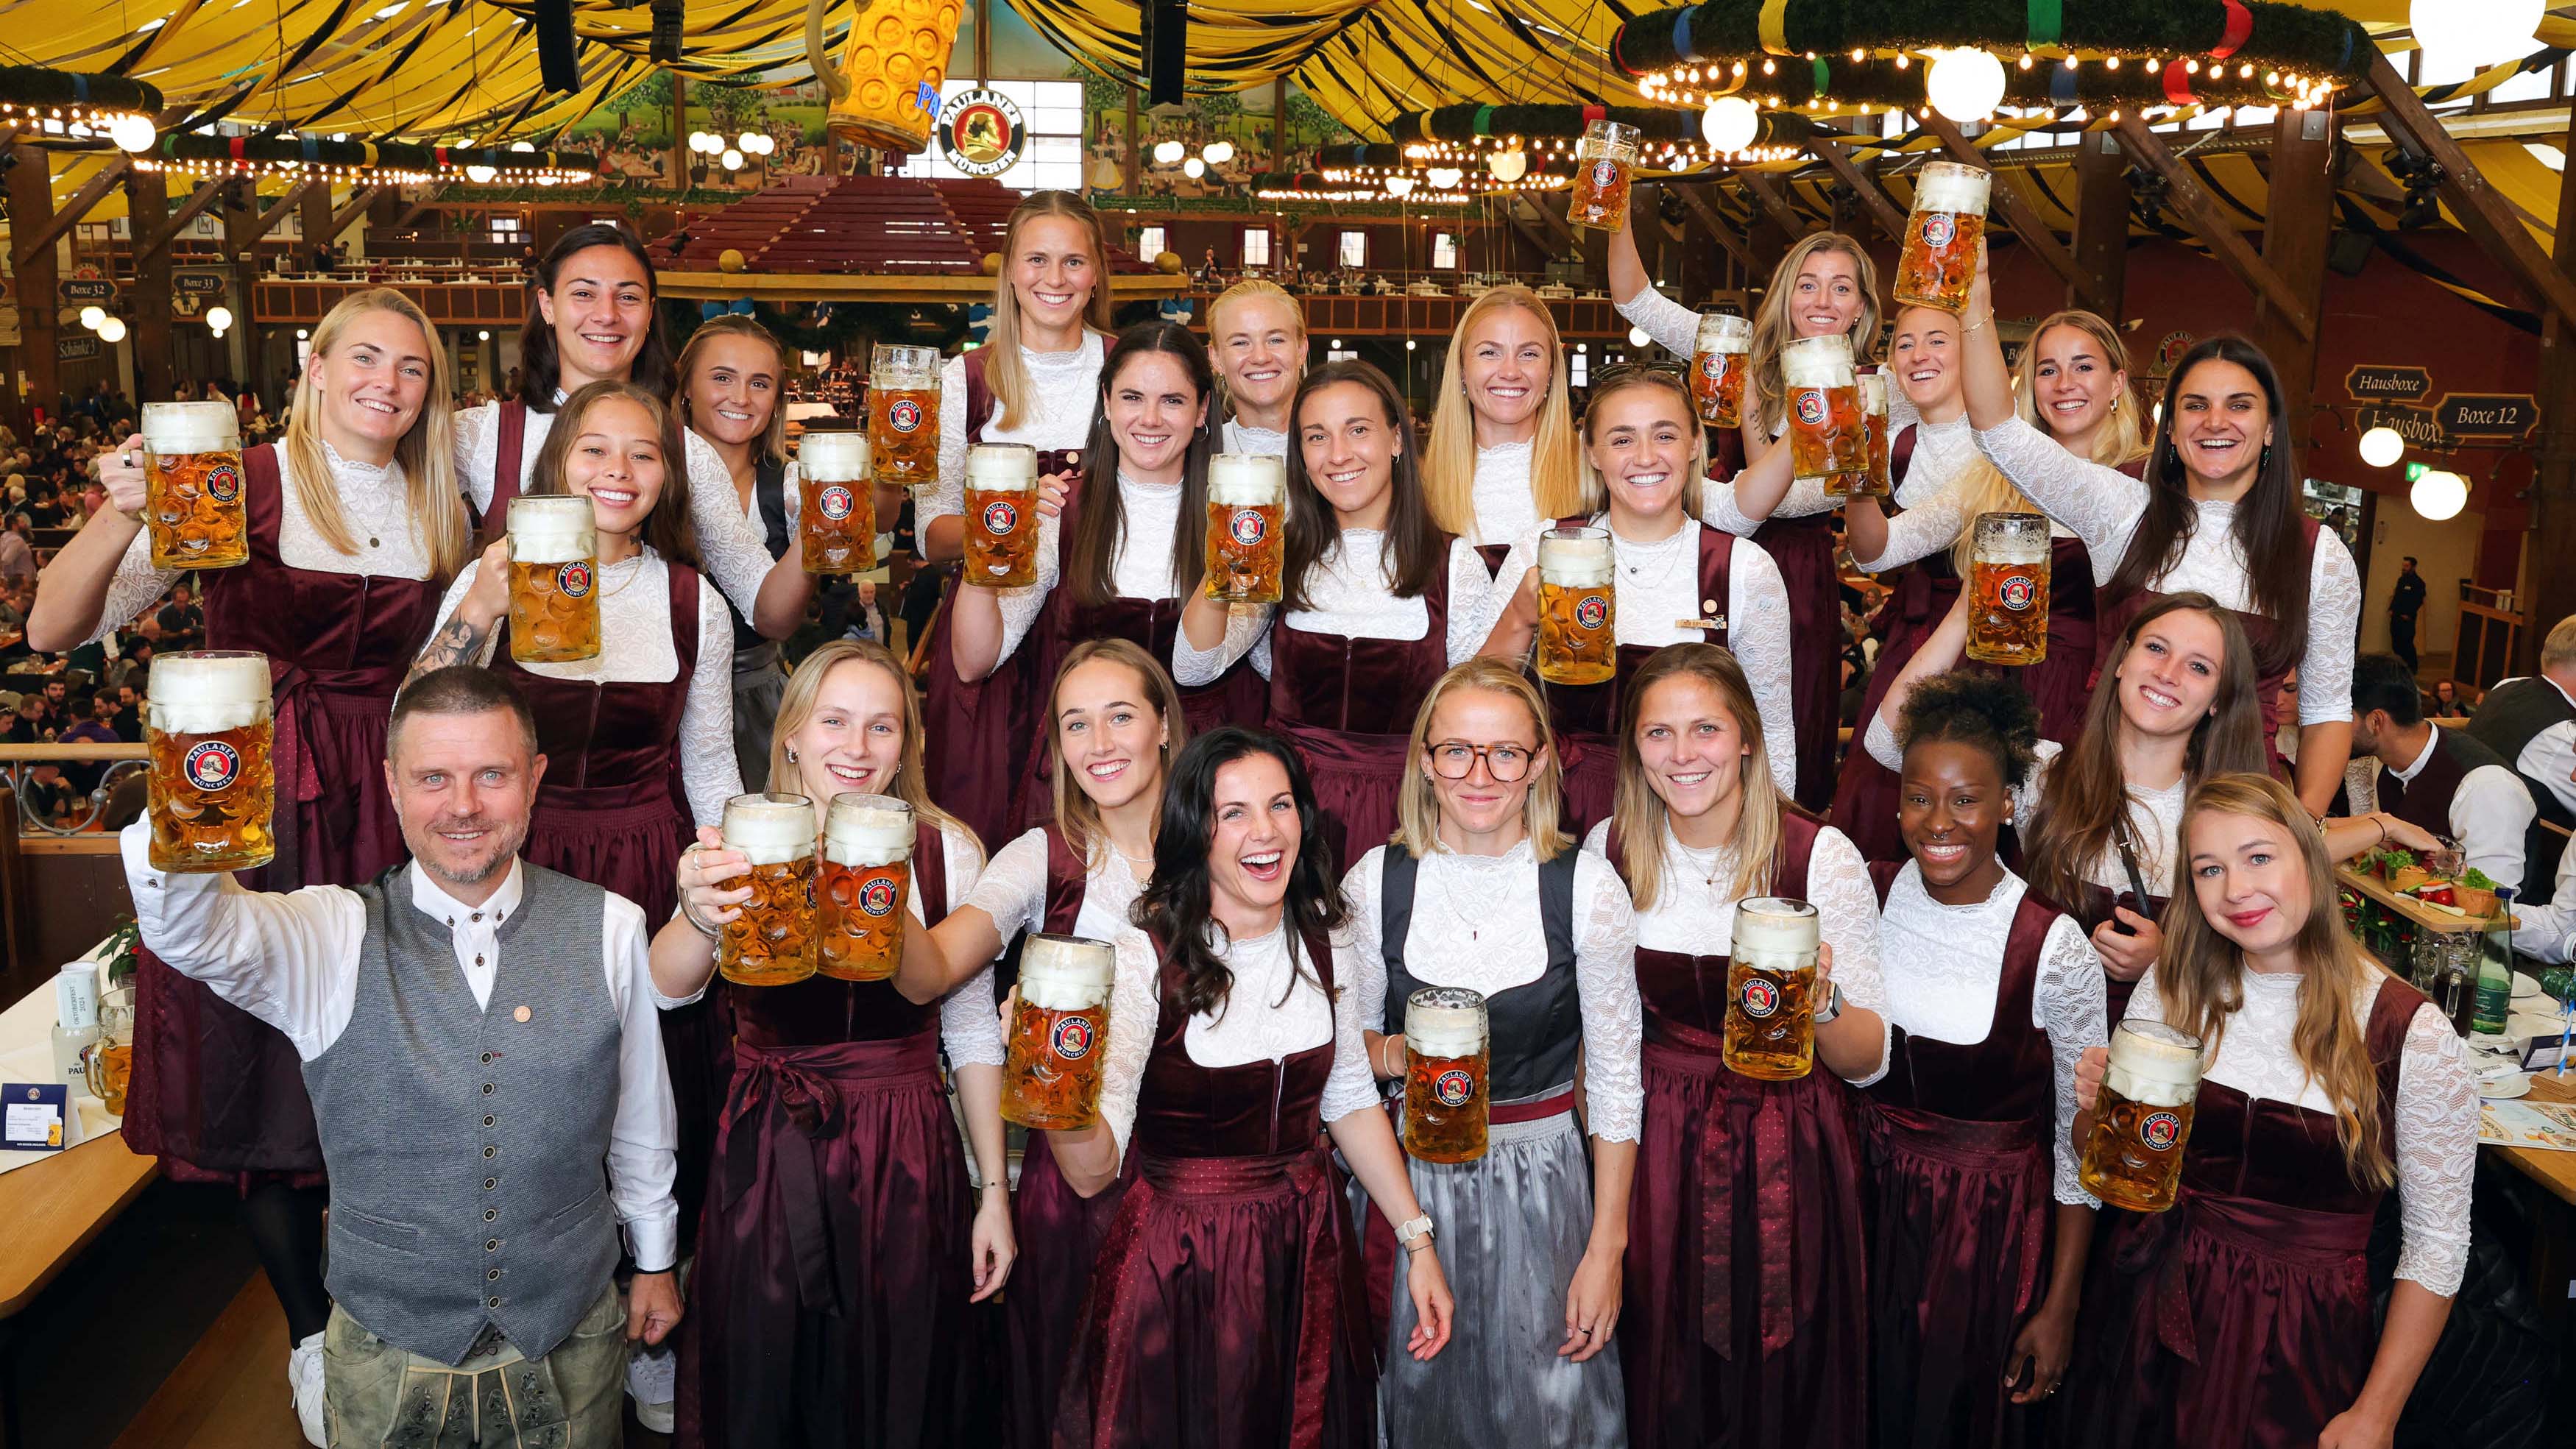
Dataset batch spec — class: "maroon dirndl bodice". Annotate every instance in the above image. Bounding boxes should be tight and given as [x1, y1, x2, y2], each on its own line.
[127, 442, 448, 1178]
[2055, 977, 2427, 1449]
[2090, 514, 2319, 769]
[682, 826, 987, 1448]
[1057, 927, 1376, 1448]
[1749, 509, 1841, 813]
[1267, 546, 1457, 874]
[1612, 813, 1871, 1449]
[1862, 866, 2068, 1449]
[2073, 881, 2167, 1027]
[1548, 520, 1734, 836]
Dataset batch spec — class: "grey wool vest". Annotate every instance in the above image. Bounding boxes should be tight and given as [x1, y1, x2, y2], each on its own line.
[304, 862, 623, 1367]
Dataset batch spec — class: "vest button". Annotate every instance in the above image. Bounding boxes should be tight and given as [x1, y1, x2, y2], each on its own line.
[481, 1083, 495, 1095]
[484, 1208, 497, 1222]
[480, 1052, 492, 1064]
[488, 1297, 501, 1308]
[486, 1239, 499, 1251]
[483, 1146, 496, 1158]
[488, 1269, 500, 1280]
[483, 1116, 495, 1127]
[484, 1177, 498, 1191]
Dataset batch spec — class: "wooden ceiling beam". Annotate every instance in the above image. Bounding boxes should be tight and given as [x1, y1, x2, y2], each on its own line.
[2112, 113, 2312, 341]
[1805, 131, 1907, 242]
[249, 178, 325, 247]
[2363, 48, 2576, 333]
[1671, 181, 1762, 276]
[1733, 169, 1807, 237]
[139, 177, 229, 260]
[13, 157, 131, 269]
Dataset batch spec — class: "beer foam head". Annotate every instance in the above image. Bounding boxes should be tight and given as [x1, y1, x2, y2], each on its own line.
[1974, 511, 2050, 565]
[821, 791, 912, 867]
[141, 400, 241, 456]
[723, 792, 817, 865]
[2104, 1019, 2204, 1108]
[1694, 312, 1752, 355]
[966, 443, 1038, 491]
[1732, 896, 1821, 959]
[1538, 526, 1613, 587]
[871, 343, 939, 382]
[149, 650, 270, 734]
[1914, 160, 1992, 216]
[1021, 932, 1117, 1009]
[1207, 452, 1285, 506]
[1406, 985, 1487, 1059]
[507, 495, 595, 564]
[1780, 335, 1855, 392]
[799, 430, 870, 483]
[1856, 372, 1889, 415]
[1580, 119, 1641, 155]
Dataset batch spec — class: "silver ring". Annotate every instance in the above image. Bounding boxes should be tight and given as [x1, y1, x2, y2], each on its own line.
[123, 451, 136, 468]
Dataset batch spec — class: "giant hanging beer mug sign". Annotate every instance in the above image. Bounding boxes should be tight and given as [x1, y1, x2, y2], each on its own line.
[816, 0, 968, 155]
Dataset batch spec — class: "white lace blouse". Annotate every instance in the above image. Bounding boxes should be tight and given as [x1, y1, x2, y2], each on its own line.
[979, 472, 1183, 670]
[919, 820, 1006, 1069]
[1494, 520, 1797, 798]
[428, 548, 742, 829]
[2123, 966, 2476, 1296]
[1846, 417, 2078, 573]
[960, 826, 1149, 945]
[1222, 419, 1290, 458]
[1340, 841, 1645, 1142]
[1972, 416, 2360, 726]
[924, 337, 1107, 527]
[1875, 862, 2109, 1205]
[1582, 817, 1892, 1086]
[1171, 533, 1501, 687]
[1863, 730, 2186, 897]
[1468, 439, 1542, 548]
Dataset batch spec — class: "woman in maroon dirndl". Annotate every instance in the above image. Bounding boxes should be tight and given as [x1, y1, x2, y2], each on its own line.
[1864, 670, 2109, 1448]
[38, 289, 467, 1442]
[1175, 363, 1501, 874]
[1047, 726, 1454, 1448]
[653, 638, 1014, 1447]
[2058, 773, 2477, 1449]
[1587, 645, 1890, 1449]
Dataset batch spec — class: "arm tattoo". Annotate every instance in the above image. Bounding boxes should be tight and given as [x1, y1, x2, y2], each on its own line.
[405, 613, 493, 690]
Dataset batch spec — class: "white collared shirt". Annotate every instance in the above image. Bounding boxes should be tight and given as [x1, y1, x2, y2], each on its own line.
[2340, 726, 2536, 890]
[2482, 674, 2576, 818]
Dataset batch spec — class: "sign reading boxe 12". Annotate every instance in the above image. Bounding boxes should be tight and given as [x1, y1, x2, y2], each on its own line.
[2434, 393, 2538, 439]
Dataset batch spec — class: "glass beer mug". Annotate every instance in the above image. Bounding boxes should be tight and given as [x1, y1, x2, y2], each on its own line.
[84, 987, 135, 1117]
[1403, 986, 1490, 1163]
[816, 792, 912, 981]
[506, 495, 602, 664]
[142, 400, 250, 570]
[799, 429, 876, 576]
[718, 793, 819, 988]
[1002, 932, 1119, 1130]
[1204, 453, 1287, 605]
[2078, 1020, 2205, 1213]
[870, 344, 941, 492]
[1966, 512, 2051, 667]
[1782, 335, 1867, 485]
[1569, 120, 1639, 233]
[1726, 897, 1819, 1080]
[963, 443, 1041, 588]
[1893, 160, 1992, 314]
[1536, 525, 1616, 687]
[1691, 313, 1753, 428]
[147, 650, 276, 873]
[1825, 372, 1892, 500]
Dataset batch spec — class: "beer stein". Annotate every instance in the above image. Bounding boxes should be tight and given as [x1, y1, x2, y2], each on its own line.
[2078, 1020, 2204, 1212]
[1725, 897, 1819, 1080]
[1782, 335, 1867, 484]
[1002, 932, 1119, 1130]
[82, 987, 134, 1117]
[147, 650, 276, 873]
[1893, 160, 1992, 314]
[1403, 986, 1490, 1163]
[142, 400, 249, 570]
[816, 792, 912, 981]
[1690, 313, 1753, 428]
[1535, 526, 1616, 687]
[1204, 453, 1287, 604]
[1569, 121, 1639, 233]
[869, 344, 942, 492]
[505, 496, 602, 664]
[963, 443, 1041, 588]
[798, 429, 877, 576]
[1827, 372, 1893, 500]
[717, 792, 819, 987]
[1966, 512, 2051, 667]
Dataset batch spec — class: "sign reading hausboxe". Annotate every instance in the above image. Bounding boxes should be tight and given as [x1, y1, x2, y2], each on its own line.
[2346, 365, 2433, 403]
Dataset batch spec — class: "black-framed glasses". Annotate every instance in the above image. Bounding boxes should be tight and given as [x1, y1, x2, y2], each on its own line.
[1426, 740, 1535, 782]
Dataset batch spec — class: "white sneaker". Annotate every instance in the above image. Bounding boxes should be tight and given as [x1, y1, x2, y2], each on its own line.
[626, 1339, 677, 1434]
[289, 1331, 326, 1447]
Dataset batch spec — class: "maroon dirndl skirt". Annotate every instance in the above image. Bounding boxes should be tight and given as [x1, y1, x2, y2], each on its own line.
[1276, 720, 1407, 877]
[1560, 734, 1618, 839]
[1624, 1032, 1870, 1449]
[1864, 1105, 2055, 1449]
[924, 587, 1028, 851]
[1006, 1136, 1136, 1449]
[1055, 1144, 1376, 1449]
[679, 1032, 979, 1448]
[1752, 512, 1843, 814]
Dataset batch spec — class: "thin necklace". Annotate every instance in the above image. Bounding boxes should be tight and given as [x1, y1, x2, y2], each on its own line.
[596, 547, 646, 599]
[1428, 842, 1520, 943]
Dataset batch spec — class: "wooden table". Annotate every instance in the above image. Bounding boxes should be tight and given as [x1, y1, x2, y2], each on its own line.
[2337, 863, 2519, 935]
[2489, 1071, 2576, 1206]
[0, 1132, 155, 1319]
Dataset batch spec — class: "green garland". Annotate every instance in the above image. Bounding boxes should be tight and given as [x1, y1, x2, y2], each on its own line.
[144, 132, 596, 183]
[0, 65, 161, 118]
[1386, 102, 1810, 150]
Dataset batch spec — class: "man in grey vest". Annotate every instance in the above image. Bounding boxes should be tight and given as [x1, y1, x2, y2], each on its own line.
[119, 665, 684, 1445]
[2468, 614, 2576, 905]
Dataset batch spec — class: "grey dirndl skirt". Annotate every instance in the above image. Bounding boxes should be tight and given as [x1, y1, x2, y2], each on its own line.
[1384, 1098, 1629, 1448]
[732, 641, 788, 793]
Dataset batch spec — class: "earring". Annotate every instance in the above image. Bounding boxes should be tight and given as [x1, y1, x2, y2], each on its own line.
[785, 748, 798, 763]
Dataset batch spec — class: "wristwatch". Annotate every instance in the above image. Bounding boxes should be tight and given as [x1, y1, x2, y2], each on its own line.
[1814, 982, 1847, 1026]
[1393, 1214, 1435, 1251]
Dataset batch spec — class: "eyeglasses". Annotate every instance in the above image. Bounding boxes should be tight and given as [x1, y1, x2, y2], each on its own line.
[1588, 360, 1688, 387]
[1426, 740, 1536, 782]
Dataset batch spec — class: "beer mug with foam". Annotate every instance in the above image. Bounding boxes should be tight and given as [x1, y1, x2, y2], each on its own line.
[963, 443, 1041, 588]
[718, 793, 818, 987]
[1204, 453, 1287, 605]
[1570, 121, 1640, 233]
[1002, 932, 1119, 1130]
[816, 793, 912, 981]
[147, 650, 276, 873]
[1404, 986, 1490, 1163]
[1726, 897, 1819, 1080]
[2078, 1020, 2204, 1212]
[799, 429, 877, 576]
[870, 344, 942, 492]
[1691, 313, 1753, 428]
[143, 400, 249, 570]
[1782, 335, 1867, 484]
[1893, 161, 1992, 314]
[1537, 525, 1616, 687]
[505, 496, 601, 664]
[1967, 512, 2051, 667]
[1826, 372, 1893, 501]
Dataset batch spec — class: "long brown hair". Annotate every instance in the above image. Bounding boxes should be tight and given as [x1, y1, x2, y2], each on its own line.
[525, 380, 701, 570]
[771, 638, 978, 857]
[1610, 643, 1785, 911]
[1392, 658, 1570, 862]
[984, 191, 1117, 432]
[1423, 286, 1585, 531]
[2022, 593, 2268, 914]
[1047, 637, 1189, 867]
[1749, 233, 1883, 436]
[1578, 366, 1707, 519]
[517, 223, 673, 409]
[285, 288, 470, 580]
[1281, 361, 1445, 610]
[2154, 773, 2394, 1187]
[1065, 321, 1214, 609]
[672, 314, 789, 468]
